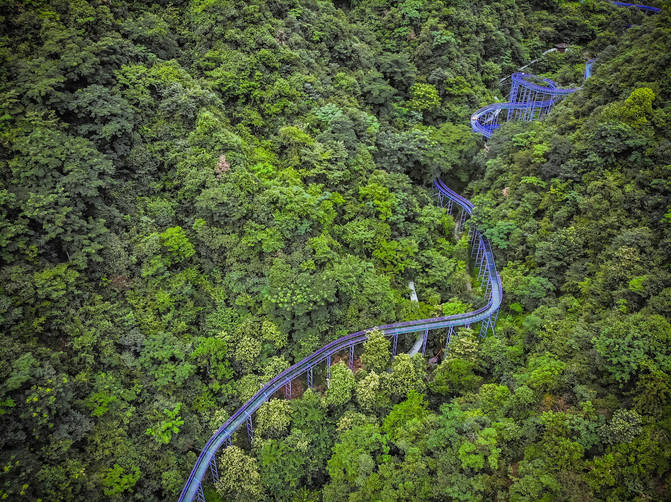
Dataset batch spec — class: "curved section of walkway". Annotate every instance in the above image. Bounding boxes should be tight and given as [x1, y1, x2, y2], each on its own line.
[473, 1, 660, 139]
[471, 100, 553, 138]
[178, 180, 502, 502]
[609, 1, 660, 12]
[471, 71, 584, 139]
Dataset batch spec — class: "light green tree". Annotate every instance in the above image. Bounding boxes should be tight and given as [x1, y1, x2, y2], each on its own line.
[383, 354, 426, 401]
[234, 335, 262, 372]
[356, 371, 386, 412]
[255, 399, 293, 439]
[215, 446, 264, 501]
[361, 329, 391, 373]
[326, 362, 355, 407]
[145, 403, 184, 445]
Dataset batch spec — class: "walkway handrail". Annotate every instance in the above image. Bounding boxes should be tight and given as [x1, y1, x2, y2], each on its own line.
[178, 180, 502, 502]
[609, 1, 660, 12]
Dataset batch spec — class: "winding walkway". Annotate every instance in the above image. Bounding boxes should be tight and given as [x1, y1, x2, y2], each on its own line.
[472, 1, 660, 138]
[471, 71, 582, 138]
[178, 180, 503, 502]
[180, 2, 662, 500]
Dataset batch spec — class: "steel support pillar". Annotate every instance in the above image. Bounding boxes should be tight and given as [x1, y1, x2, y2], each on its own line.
[447, 199, 453, 215]
[508, 81, 519, 120]
[491, 309, 500, 337]
[421, 327, 428, 356]
[472, 238, 482, 259]
[478, 255, 486, 282]
[476, 240, 484, 262]
[246, 416, 253, 442]
[224, 436, 232, 448]
[209, 456, 219, 483]
[479, 316, 491, 338]
[307, 366, 313, 388]
[196, 484, 206, 502]
[326, 355, 331, 382]
[392, 334, 398, 356]
[348, 345, 354, 370]
[445, 326, 454, 352]
[284, 380, 292, 399]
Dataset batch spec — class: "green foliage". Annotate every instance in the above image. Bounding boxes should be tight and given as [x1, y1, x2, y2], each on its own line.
[524, 352, 566, 392]
[256, 399, 293, 439]
[381, 390, 428, 442]
[594, 313, 671, 384]
[360, 329, 391, 373]
[257, 439, 306, 499]
[325, 423, 389, 494]
[431, 357, 482, 396]
[602, 87, 655, 128]
[159, 226, 195, 263]
[1, 0, 670, 499]
[101, 464, 141, 496]
[355, 371, 386, 412]
[385, 353, 427, 401]
[145, 403, 185, 445]
[407, 83, 441, 114]
[326, 362, 356, 408]
[215, 446, 263, 502]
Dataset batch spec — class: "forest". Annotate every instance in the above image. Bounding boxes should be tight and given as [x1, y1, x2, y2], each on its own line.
[0, 0, 670, 500]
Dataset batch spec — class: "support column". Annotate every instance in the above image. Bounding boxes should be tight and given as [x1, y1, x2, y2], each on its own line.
[478, 254, 487, 282]
[447, 199, 453, 215]
[472, 237, 482, 258]
[479, 316, 491, 338]
[246, 416, 253, 442]
[224, 436, 232, 448]
[196, 484, 206, 502]
[209, 456, 220, 483]
[525, 89, 537, 121]
[326, 355, 331, 382]
[307, 366, 313, 388]
[348, 345, 354, 370]
[284, 380, 292, 399]
[491, 309, 500, 337]
[470, 228, 478, 247]
[445, 326, 454, 352]
[508, 79, 519, 120]
[392, 334, 398, 356]
[476, 240, 484, 261]
[421, 327, 428, 356]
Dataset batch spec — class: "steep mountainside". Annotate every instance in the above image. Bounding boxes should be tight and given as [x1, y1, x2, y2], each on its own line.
[0, 1, 669, 500]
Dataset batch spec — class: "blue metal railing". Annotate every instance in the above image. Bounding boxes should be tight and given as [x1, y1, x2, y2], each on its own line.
[608, 1, 660, 12]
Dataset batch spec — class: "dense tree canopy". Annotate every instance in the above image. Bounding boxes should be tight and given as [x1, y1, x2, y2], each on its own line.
[0, 0, 669, 500]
